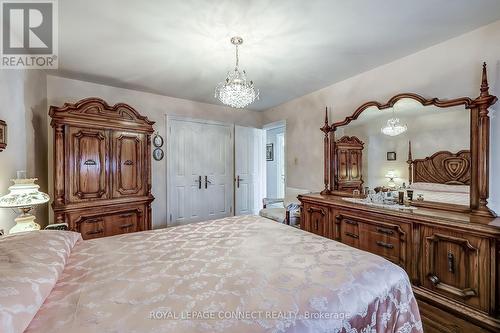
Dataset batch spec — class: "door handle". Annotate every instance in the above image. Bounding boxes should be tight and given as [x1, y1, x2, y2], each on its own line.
[236, 175, 244, 188]
[204, 176, 212, 189]
[195, 176, 202, 189]
[83, 159, 97, 166]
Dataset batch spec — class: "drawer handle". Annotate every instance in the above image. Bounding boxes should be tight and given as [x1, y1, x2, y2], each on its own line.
[307, 207, 325, 216]
[344, 219, 358, 226]
[85, 218, 102, 224]
[376, 241, 394, 249]
[120, 223, 134, 229]
[120, 213, 133, 218]
[83, 159, 97, 166]
[123, 160, 134, 166]
[428, 274, 440, 286]
[86, 229, 103, 235]
[344, 232, 359, 239]
[447, 252, 455, 274]
[376, 227, 394, 236]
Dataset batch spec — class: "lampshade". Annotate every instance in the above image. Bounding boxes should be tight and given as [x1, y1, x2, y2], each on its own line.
[0, 178, 49, 208]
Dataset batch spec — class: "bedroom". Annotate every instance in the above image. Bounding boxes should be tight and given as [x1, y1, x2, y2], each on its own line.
[1, 0, 500, 332]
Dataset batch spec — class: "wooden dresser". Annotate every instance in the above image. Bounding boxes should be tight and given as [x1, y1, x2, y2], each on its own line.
[299, 194, 500, 332]
[49, 98, 155, 240]
[308, 65, 500, 332]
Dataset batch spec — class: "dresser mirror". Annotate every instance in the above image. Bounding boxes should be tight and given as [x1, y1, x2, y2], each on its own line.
[335, 98, 470, 209]
[320, 64, 497, 217]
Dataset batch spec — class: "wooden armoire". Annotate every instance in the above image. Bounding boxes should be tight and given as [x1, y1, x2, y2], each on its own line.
[50, 98, 155, 240]
[334, 136, 364, 191]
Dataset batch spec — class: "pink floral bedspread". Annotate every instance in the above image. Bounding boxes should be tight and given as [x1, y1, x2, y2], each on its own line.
[26, 215, 422, 333]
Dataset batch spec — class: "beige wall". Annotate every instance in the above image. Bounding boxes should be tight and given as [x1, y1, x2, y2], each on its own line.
[46, 75, 263, 228]
[262, 19, 500, 213]
[0, 70, 47, 233]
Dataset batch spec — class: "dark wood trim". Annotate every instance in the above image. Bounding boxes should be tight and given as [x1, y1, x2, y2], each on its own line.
[331, 93, 474, 130]
[320, 107, 331, 195]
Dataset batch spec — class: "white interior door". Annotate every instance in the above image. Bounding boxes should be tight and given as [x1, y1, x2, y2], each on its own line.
[168, 118, 233, 225]
[235, 125, 264, 215]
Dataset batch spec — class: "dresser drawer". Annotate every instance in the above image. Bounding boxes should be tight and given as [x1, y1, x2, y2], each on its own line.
[361, 230, 401, 263]
[334, 212, 409, 268]
[79, 217, 106, 239]
[104, 211, 139, 236]
[68, 205, 146, 240]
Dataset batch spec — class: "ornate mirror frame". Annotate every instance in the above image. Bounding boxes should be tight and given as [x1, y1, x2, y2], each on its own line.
[320, 63, 498, 217]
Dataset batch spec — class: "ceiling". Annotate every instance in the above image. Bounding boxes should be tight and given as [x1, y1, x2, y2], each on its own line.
[53, 0, 500, 111]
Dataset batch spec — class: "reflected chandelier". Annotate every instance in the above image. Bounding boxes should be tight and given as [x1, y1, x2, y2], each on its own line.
[215, 36, 259, 109]
[381, 107, 407, 136]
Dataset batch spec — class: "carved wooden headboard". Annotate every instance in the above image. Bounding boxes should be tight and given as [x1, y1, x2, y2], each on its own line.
[407, 141, 471, 185]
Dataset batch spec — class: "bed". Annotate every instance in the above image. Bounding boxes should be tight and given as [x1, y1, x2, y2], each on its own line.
[407, 142, 470, 206]
[1, 215, 422, 333]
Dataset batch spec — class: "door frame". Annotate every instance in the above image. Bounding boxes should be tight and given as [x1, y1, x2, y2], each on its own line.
[263, 120, 287, 198]
[165, 115, 234, 226]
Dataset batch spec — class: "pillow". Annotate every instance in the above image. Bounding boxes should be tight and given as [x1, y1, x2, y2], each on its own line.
[0, 230, 81, 333]
[409, 182, 470, 194]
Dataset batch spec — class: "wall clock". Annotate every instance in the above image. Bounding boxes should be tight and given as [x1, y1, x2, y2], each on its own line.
[153, 133, 164, 148]
[153, 148, 164, 161]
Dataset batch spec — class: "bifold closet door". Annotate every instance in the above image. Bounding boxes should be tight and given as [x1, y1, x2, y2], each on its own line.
[168, 119, 233, 225]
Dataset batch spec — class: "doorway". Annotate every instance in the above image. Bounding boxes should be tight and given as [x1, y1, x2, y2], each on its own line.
[264, 121, 286, 199]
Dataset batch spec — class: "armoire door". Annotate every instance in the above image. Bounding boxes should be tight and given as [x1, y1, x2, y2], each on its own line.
[112, 131, 146, 197]
[337, 149, 349, 181]
[349, 150, 362, 181]
[68, 127, 109, 202]
[168, 118, 233, 225]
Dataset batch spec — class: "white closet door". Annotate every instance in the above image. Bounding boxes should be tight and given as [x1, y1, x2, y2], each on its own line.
[204, 124, 233, 220]
[168, 118, 233, 225]
[235, 125, 264, 215]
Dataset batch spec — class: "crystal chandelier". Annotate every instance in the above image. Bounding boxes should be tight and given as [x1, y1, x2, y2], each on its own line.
[215, 36, 259, 109]
[381, 107, 407, 136]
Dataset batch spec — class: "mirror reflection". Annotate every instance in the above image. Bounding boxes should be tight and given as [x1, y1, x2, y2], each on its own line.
[335, 98, 470, 206]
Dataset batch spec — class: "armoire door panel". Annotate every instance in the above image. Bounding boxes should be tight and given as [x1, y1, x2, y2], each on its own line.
[338, 150, 349, 181]
[112, 132, 146, 197]
[68, 127, 109, 202]
[349, 150, 362, 180]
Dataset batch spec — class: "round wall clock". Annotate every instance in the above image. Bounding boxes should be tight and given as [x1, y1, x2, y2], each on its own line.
[153, 133, 164, 148]
[153, 148, 164, 161]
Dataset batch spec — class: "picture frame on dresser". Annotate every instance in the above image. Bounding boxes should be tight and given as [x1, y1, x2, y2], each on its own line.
[300, 63, 500, 333]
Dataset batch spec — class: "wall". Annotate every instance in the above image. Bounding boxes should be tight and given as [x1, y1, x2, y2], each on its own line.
[265, 125, 285, 198]
[46, 75, 263, 228]
[0, 70, 47, 233]
[262, 19, 500, 213]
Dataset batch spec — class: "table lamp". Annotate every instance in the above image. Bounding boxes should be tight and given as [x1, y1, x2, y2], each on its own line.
[0, 173, 49, 234]
[385, 170, 397, 189]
